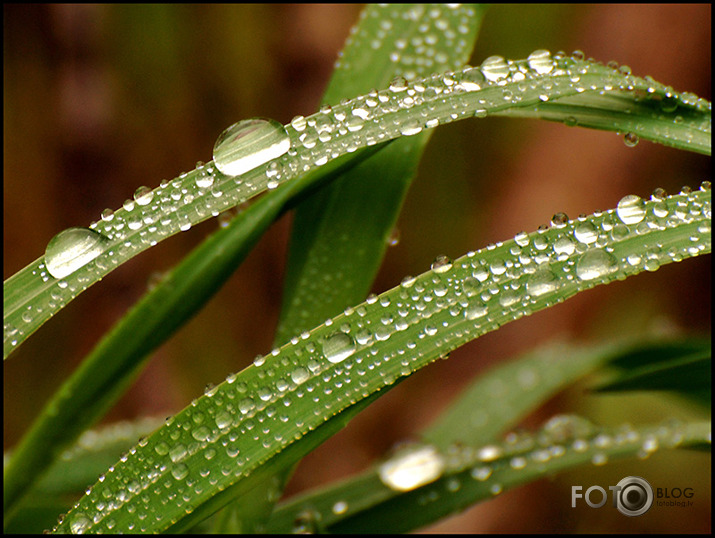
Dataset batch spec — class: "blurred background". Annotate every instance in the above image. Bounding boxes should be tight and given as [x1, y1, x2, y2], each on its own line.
[3, 4, 710, 533]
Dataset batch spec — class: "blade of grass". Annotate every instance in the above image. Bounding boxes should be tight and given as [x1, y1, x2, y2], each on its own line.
[275, 3, 486, 345]
[3, 417, 163, 534]
[6, 52, 709, 359]
[264, 335, 708, 531]
[250, 4, 486, 533]
[266, 418, 710, 533]
[50, 188, 710, 533]
[2, 143, 390, 520]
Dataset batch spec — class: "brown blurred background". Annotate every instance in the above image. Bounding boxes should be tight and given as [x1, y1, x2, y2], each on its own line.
[3, 4, 710, 533]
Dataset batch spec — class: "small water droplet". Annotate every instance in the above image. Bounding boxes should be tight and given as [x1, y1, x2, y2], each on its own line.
[44, 227, 109, 279]
[623, 132, 639, 147]
[213, 118, 291, 177]
[550, 212, 569, 228]
[378, 444, 445, 492]
[322, 333, 356, 364]
[616, 194, 646, 225]
[431, 255, 453, 273]
[133, 186, 154, 206]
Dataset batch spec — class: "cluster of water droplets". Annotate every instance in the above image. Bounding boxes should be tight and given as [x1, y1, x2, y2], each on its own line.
[7, 44, 708, 358]
[53, 183, 710, 532]
[274, 416, 704, 533]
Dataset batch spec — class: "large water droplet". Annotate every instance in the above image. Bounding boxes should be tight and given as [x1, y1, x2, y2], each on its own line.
[213, 118, 291, 177]
[44, 227, 109, 279]
[575, 249, 618, 281]
[526, 268, 559, 297]
[322, 332, 356, 364]
[527, 49, 554, 75]
[616, 194, 646, 225]
[378, 444, 445, 492]
[480, 55, 509, 82]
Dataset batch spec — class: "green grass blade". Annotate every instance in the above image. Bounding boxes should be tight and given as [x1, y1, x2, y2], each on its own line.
[4, 417, 163, 534]
[6, 53, 709, 359]
[266, 419, 710, 533]
[264, 335, 707, 532]
[275, 4, 486, 345]
[2, 143, 389, 518]
[49, 188, 710, 533]
[592, 344, 711, 407]
[424, 337, 711, 449]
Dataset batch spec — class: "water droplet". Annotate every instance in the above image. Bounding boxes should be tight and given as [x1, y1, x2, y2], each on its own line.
[431, 255, 453, 273]
[213, 118, 290, 177]
[526, 268, 559, 297]
[133, 186, 154, 206]
[527, 49, 554, 75]
[464, 302, 488, 320]
[322, 332, 356, 364]
[616, 194, 646, 225]
[291, 366, 310, 385]
[332, 500, 348, 515]
[387, 228, 401, 247]
[70, 513, 91, 534]
[550, 212, 569, 228]
[378, 444, 445, 492]
[576, 249, 618, 281]
[623, 132, 639, 147]
[44, 227, 109, 279]
[480, 55, 509, 82]
[477, 445, 502, 462]
[574, 221, 598, 244]
[100, 208, 114, 222]
[399, 120, 423, 136]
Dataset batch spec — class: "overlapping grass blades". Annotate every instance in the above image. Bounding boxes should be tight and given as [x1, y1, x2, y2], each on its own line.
[50, 185, 710, 533]
[4, 48, 710, 359]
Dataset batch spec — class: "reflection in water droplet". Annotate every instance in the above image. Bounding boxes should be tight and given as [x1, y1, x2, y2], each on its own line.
[575, 249, 618, 281]
[378, 444, 445, 492]
[213, 118, 291, 177]
[323, 333, 356, 364]
[44, 227, 109, 279]
[623, 132, 639, 147]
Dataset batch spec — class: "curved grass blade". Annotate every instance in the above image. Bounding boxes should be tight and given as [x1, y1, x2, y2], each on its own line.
[264, 335, 708, 531]
[2, 143, 390, 518]
[275, 3, 486, 345]
[3, 417, 163, 534]
[592, 344, 711, 407]
[258, 4, 485, 533]
[265, 418, 710, 533]
[5, 53, 710, 359]
[50, 188, 710, 533]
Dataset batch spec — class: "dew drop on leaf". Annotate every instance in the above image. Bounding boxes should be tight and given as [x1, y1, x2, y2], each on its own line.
[526, 49, 554, 75]
[616, 194, 646, 225]
[378, 444, 445, 492]
[623, 132, 639, 147]
[213, 118, 291, 177]
[575, 249, 618, 281]
[480, 55, 509, 82]
[44, 227, 109, 279]
[322, 332, 356, 364]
